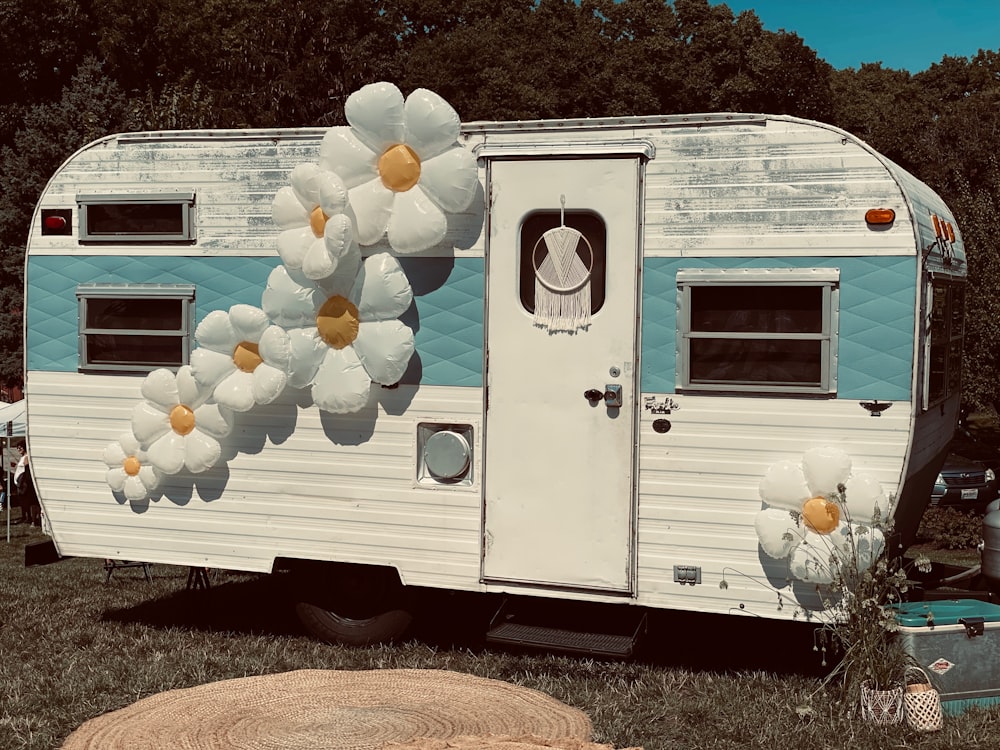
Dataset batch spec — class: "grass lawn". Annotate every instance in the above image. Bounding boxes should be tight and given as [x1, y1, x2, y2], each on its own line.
[3, 522, 1000, 749]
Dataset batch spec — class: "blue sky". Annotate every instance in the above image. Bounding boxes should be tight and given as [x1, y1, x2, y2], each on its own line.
[712, 1, 1000, 72]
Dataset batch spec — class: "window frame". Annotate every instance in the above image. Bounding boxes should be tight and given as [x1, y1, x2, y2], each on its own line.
[676, 268, 840, 395]
[76, 284, 195, 373]
[77, 192, 196, 244]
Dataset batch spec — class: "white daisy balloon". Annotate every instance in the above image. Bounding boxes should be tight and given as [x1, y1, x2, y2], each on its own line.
[271, 163, 359, 281]
[262, 252, 415, 413]
[102, 432, 162, 501]
[753, 448, 890, 588]
[190, 304, 291, 412]
[319, 81, 479, 253]
[131, 366, 234, 474]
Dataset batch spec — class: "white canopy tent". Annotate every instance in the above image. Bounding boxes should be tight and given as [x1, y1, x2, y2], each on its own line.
[0, 400, 26, 437]
[1, 400, 26, 541]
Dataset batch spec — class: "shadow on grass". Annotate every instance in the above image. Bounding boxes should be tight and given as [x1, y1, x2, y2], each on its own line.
[101, 572, 828, 677]
[101, 571, 305, 638]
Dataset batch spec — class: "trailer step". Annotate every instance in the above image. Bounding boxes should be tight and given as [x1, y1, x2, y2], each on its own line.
[485, 598, 647, 658]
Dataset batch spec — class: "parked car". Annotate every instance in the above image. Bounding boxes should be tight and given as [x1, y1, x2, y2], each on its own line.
[930, 451, 998, 513]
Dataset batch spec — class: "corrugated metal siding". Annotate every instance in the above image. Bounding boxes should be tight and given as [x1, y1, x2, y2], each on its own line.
[635, 394, 912, 614]
[29, 371, 483, 587]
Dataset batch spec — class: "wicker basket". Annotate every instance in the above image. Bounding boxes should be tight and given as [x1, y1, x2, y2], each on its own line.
[860, 681, 904, 725]
[903, 666, 944, 732]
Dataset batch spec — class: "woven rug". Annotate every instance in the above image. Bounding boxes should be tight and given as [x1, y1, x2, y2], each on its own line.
[61, 669, 606, 750]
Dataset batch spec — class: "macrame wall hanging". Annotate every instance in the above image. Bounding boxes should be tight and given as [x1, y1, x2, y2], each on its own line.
[532, 196, 594, 332]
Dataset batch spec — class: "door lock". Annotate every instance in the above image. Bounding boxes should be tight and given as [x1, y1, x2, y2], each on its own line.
[604, 384, 623, 407]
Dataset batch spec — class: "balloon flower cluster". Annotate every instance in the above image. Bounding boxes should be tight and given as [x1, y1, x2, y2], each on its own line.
[754, 447, 890, 585]
[103, 83, 480, 502]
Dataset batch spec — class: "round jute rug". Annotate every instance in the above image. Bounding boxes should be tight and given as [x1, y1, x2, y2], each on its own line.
[384, 734, 642, 749]
[60, 669, 595, 750]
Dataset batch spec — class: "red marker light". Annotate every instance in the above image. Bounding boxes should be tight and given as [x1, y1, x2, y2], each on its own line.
[43, 215, 67, 231]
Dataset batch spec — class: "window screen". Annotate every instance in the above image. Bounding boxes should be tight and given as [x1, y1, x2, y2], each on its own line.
[926, 279, 965, 407]
[77, 285, 195, 372]
[678, 269, 839, 394]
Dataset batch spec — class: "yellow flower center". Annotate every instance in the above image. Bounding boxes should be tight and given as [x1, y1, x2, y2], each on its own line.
[169, 404, 196, 436]
[316, 295, 360, 350]
[378, 143, 421, 192]
[310, 205, 329, 237]
[123, 456, 141, 476]
[233, 341, 263, 373]
[802, 496, 841, 534]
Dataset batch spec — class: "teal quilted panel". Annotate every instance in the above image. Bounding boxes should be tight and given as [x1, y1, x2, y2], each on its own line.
[641, 256, 916, 400]
[27, 255, 486, 387]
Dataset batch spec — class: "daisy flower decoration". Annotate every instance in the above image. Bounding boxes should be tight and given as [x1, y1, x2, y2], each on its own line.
[271, 162, 359, 281]
[131, 366, 234, 474]
[319, 81, 479, 253]
[102, 432, 162, 501]
[262, 252, 415, 414]
[190, 304, 291, 412]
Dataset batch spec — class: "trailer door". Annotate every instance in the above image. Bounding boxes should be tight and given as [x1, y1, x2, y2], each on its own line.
[483, 156, 641, 592]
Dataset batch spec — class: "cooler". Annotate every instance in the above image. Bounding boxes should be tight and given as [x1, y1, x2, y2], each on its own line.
[894, 599, 1000, 715]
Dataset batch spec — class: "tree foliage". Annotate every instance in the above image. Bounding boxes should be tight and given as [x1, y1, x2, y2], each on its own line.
[0, 0, 998, 409]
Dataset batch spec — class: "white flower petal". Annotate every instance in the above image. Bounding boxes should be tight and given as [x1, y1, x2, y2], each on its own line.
[138, 465, 161, 491]
[106, 467, 127, 492]
[272, 185, 310, 229]
[344, 81, 405, 152]
[194, 310, 238, 353]
[132, 401, 171, 445]
[103, 441, 127, 468]
[318, 242, 362, 298]
[290, 162, 323, 208]
[318, 170, 349, 217]
[258, 325, 292, 370]
[183, 431, 222, 474]
[304, 214, 354, 281]
[140, 368, 179, 411]
[262, 265, 325, 328]
[119, 432, 141, 457]
[403, 88, 462, 159]
[190, 347, 236, 390]
[252, 363, 288, 405]
[319, 127, 378, 188]
[123, 474, 151, 502]
[147, 432, 186, 475]
[286, 328, 327, 388]
[421, 146, 480, 213]
[386, 186, 448, 253]
[176, 366, 208, 409]
[312, 347, 372, 413]
[228, 304, 269, 343]
[278, 226, 316, 270]
[348, 179, 395, 245]
[351, 253, 414, 321]
[303, 237, 337, 280]
[353, 320, 415, 385]
[213, 370, 257, 412]
[193, 402, 233, 439]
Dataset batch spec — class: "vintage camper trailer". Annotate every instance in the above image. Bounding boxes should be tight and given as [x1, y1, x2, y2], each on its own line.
[23, 89, 967, 652]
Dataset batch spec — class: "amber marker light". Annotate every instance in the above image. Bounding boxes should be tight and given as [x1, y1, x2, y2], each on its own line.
[931, 214, 943, 237]
[945, 222, 956, 243]
[865, 208, 895, 225]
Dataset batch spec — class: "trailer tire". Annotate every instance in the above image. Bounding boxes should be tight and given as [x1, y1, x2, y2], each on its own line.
[295, 602, 413, 647]
[290, 561, 413, 646]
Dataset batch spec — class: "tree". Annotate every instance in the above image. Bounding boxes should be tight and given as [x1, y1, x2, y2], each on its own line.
[0, 58, 132, 384]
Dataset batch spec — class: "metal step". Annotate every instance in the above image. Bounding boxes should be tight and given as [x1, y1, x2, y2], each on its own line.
[485, 598, 647, 658]
[486, 621, 639, 657]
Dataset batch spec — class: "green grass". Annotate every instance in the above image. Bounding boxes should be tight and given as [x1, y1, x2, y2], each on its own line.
[3, 523, 1000, 749]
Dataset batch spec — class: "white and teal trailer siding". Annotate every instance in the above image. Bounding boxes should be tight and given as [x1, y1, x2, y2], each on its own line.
[24, 113, 964, 620]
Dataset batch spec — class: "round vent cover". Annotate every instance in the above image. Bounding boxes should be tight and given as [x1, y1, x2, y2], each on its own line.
[423, 430, 471, 479]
